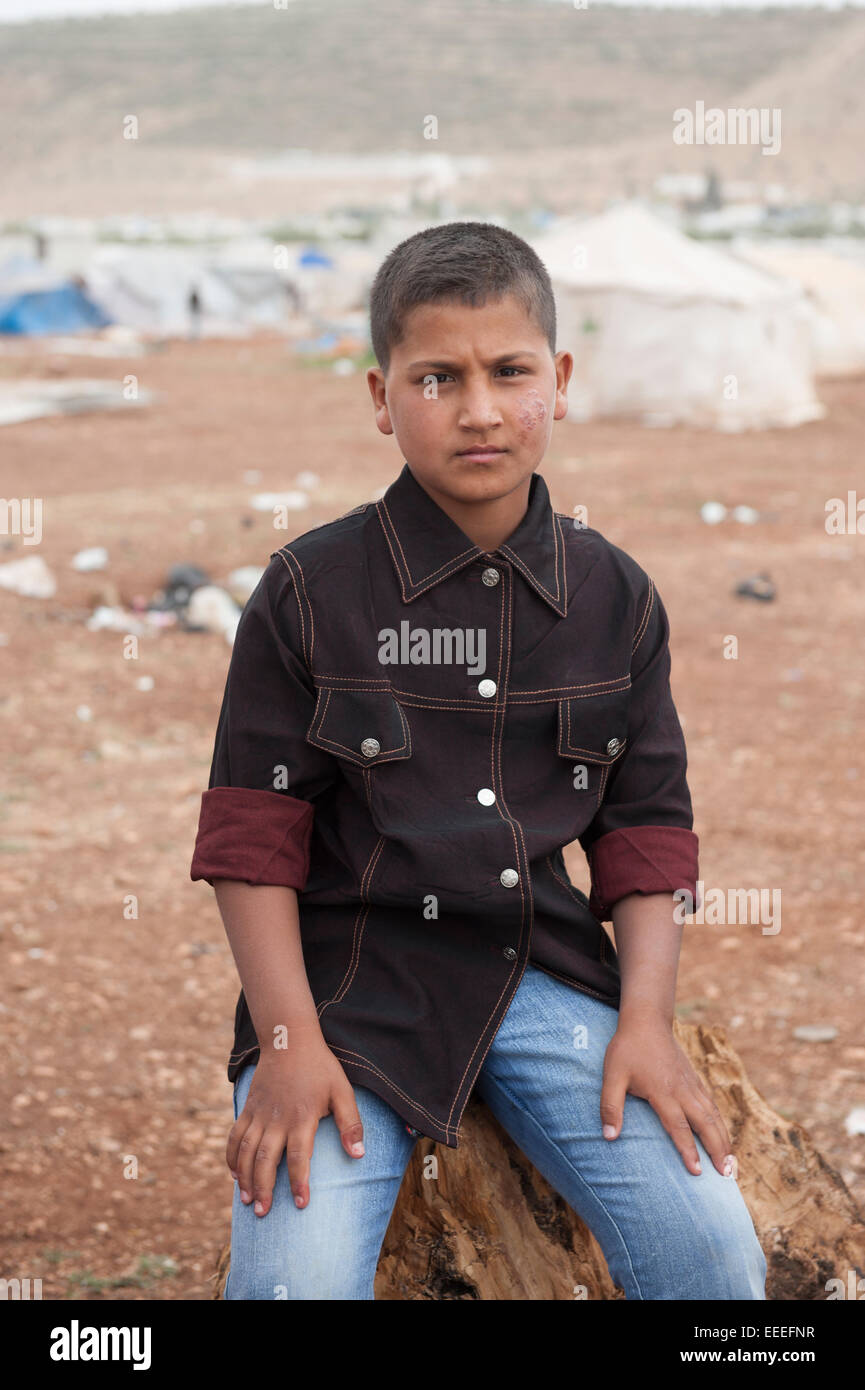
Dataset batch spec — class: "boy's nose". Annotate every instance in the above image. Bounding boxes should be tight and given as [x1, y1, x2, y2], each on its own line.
[457, 388, 503, 432]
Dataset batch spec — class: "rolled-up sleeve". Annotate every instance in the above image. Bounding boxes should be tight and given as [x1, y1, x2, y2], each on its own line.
[579, 576, 699, 921]
[190, 554, 334, 890]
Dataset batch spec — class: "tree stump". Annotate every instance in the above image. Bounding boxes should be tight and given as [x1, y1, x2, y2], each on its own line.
[212, 1019, 865, 1300]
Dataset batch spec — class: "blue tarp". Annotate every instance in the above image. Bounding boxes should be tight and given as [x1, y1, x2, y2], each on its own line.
[0, 285, 112, 336]
[298, 246, 334, 268]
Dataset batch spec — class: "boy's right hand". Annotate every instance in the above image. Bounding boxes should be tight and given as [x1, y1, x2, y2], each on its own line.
[226, 1026, 364, 1216]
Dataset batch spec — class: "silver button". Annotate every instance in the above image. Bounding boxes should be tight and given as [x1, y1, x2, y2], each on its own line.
[478, 679, 497, 699]
[606, 738, 622, 754]
[500, 869, 519, 888]
[503, 946, 517, 961]
[477, 788, 496, 806]
[360, 737, 381, 758]
[481, 567, 500, 587]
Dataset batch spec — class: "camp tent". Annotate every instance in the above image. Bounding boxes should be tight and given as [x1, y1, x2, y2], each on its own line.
[288, 242, 379, 318]
[531, 203, 823, 431]
[733, 241, 865, 377]
[0, 258, 111, 336]
[84, 246, 296, 337]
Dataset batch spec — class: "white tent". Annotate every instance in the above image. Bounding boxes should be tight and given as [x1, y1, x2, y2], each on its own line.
[84, 245, 297, 337]
[733, 240, 865, 377]
[532, 202, 824, 431]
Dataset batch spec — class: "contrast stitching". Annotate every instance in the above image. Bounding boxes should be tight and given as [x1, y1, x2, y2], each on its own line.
[546, 853, 589, 910]
[290, 549, 316, 667]
[446, 568, 526, 1133]
[555, 511, 569, 616]
[632, 576, 654, 657]
[378, 497, 480, 597]
[275, 548, 315, 670]
[498, 506, 566, 613]
[562, 698, 628, 764]
[508, 672, 631, 695]
[308, 688, 411, 763]
[376, 503, 410, 603]
[477, 1066, 642, 1295]
[274, 549, 308, 667]
[229, 1039, 455, 1138]
[316, 835, 386, 1014]
[312, 675, 392, 686]
[306, 680, 631, 701]
[328, 1046, 455, 1134]
[527, 961, 613, 1003]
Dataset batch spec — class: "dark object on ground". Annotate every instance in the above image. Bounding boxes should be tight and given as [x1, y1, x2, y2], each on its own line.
[151, 563, 211, 612]
[735, 572, 776, 602]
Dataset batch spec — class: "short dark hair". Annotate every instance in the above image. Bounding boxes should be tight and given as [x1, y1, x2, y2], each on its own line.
[369, 220, 557, 374]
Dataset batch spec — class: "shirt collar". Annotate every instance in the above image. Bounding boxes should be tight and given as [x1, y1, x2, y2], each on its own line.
[376, 461, 568, 617]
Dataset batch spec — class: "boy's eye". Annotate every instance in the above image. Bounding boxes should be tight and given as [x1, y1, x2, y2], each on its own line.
[417, 367, 526, 385]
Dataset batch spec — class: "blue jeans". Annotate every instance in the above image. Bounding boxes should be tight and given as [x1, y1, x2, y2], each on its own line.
[224, 963, 767, 1300]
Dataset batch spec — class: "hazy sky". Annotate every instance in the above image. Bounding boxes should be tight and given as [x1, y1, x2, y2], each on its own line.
[0, 0, 861, 22]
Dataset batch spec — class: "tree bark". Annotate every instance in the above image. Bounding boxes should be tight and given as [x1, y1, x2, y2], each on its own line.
[212, 1019, 865, 1300]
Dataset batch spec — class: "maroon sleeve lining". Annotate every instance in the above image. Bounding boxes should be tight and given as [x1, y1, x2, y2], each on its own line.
[190, 786, 314, 890]
[586, 824, 700, 921]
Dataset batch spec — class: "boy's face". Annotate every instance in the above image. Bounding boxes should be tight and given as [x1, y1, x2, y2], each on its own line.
[367, 293, 572, 507]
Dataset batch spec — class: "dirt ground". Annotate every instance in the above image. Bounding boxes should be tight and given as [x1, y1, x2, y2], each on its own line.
[1, 335, 863, 1300]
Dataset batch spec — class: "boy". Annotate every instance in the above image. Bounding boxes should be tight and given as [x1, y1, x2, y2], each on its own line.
[191, 221, 767, 1300]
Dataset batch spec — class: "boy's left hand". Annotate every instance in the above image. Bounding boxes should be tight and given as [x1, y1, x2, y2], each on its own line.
[600, 1009, 735, 1178]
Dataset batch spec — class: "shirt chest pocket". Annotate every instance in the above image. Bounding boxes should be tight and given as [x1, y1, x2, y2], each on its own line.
[556, 686, 630, 807]
[306, 686, 412, 768]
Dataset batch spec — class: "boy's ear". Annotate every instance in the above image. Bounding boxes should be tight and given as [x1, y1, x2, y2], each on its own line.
[554, 350, 573, 421]
[366, 366, 394, 436]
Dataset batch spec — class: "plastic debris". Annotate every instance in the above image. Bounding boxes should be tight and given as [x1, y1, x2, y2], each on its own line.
[792, 1024, 838, 1043]
[72, 546, 109, 572]
[735, 572, 776, 602]
[135, 675, 155, 691]
[731, 505, 760, 524]
[843, 1107, 865, 1137]
[225, 566, 265, 607]
[185, 584, 241, 645]
[145, 609, 178, 629]
[0, 554, 56, 598]
[250, 491, 309, 512]
[0, 378, 153, 426]
[85, 604, 176, 635]
[86, 606, 147, 635]
[700, 500, 727, 525]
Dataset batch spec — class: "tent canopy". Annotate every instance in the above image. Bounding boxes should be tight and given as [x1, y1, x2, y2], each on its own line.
[0, 256, 111, 336]
[530, 202, 822, 431]
[533, 202, 795, 307]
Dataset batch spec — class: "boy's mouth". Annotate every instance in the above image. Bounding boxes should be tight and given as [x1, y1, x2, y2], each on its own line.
[455, 445, 508, 460]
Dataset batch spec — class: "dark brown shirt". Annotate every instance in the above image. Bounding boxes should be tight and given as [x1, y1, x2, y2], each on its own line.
[190, 463, 699, 1147]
